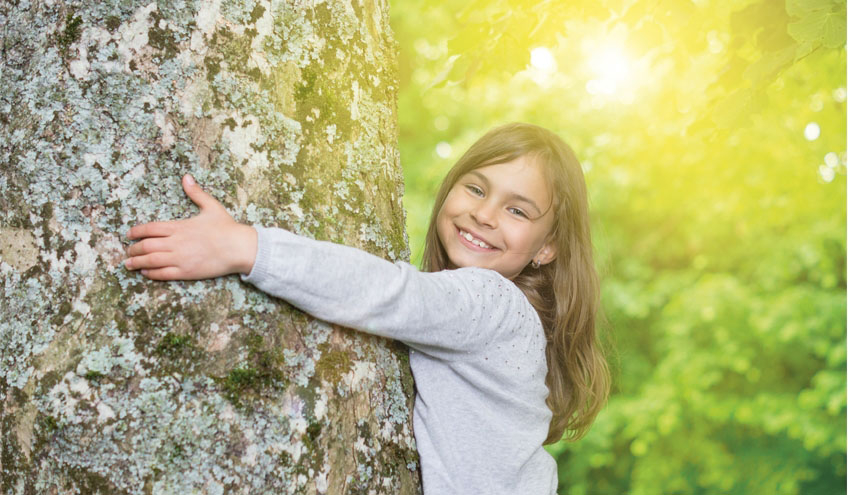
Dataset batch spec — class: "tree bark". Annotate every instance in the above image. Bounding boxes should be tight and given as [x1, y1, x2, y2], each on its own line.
[0, 0, 420, 493]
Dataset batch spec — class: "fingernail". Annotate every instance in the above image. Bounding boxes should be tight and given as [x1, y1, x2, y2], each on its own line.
[124, 259, 132, 269]
[141, 269, 149, 276]
[185, 174, 195, 186]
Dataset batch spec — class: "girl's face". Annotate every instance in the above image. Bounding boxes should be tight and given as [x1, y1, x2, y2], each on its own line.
[436, 155, 557, 280]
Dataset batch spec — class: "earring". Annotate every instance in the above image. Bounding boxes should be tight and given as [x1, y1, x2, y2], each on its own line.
[531, 259, 541, 269]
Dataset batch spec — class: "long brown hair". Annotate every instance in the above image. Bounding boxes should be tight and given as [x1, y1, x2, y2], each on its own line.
[422, 122, 609, 443]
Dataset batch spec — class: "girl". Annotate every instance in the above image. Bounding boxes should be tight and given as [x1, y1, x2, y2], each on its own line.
[124, 122, 609, 494]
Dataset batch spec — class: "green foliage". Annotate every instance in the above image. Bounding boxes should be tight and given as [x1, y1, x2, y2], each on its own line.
[391, 0, 845, 493]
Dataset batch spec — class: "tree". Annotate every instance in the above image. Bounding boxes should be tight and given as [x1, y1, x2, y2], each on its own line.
[0, 0, 420, 493]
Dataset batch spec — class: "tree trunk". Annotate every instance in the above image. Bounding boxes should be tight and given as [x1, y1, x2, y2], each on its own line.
[0, 0, 420, 493]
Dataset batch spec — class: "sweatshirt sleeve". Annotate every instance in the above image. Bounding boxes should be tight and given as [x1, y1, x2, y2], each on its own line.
[240, 226, 527, 356]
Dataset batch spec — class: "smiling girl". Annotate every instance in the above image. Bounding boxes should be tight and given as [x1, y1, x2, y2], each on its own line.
[124, 122, 609, 494]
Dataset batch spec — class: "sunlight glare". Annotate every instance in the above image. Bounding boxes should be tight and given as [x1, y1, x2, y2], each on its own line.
[586, 45, 632, 96]
[530, 47, 557, 73]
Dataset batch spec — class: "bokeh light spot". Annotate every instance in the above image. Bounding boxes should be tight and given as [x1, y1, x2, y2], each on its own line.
[819, 165, 835, 182]
[435, 141, 452, 158]
[530, 47, 557, 73]
[804, 122, 821, 141]
[824, 152, 839, 167]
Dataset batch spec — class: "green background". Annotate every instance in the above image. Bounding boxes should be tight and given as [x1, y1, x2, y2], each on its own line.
[389, 0, 846, 493]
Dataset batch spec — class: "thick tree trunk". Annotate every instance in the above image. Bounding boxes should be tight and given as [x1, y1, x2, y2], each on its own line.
[0, 0, 420, 493]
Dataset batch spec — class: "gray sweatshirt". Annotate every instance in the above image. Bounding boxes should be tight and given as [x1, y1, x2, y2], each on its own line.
[241, 226, 558, 495]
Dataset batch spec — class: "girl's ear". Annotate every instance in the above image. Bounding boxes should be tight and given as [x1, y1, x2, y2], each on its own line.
[536, 241, 557, 266]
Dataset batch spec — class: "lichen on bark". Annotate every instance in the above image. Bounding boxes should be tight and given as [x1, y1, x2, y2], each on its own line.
[0, 0, 418, 493]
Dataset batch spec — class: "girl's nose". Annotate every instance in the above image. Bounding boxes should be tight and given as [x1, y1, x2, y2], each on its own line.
[471, 201, 498, 228]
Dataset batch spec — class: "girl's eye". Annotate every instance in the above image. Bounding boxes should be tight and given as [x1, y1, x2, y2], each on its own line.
[508, 207, 527, 218]
[465, 185, 484, 196]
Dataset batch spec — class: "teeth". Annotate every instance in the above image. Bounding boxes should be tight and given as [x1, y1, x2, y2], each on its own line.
[460, 230, 491, 248]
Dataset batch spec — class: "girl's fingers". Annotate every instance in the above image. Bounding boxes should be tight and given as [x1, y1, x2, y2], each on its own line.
[128, 221, 174, 240]
[139, 266, 184, 281]
[125, 251, 173, 271]
[182, 174, 223, 212]
[126, 237, 170, 257]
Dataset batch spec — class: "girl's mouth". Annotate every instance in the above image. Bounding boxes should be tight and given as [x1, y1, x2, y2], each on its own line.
[456, 226, 498, 251]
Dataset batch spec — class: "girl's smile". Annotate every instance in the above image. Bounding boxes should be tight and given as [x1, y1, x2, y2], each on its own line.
[455, 226, 498, 251]
[436, 155, 557, 280]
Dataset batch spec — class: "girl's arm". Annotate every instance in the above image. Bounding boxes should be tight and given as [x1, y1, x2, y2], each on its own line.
[125, 175, 524, 355]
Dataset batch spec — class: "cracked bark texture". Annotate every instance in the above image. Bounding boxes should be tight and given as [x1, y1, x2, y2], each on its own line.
[0, 0, 420, 493]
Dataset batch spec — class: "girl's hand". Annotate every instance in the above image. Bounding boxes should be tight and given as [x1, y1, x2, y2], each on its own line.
[124, 174, 257, 280]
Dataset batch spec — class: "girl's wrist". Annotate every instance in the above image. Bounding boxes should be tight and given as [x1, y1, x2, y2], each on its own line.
[233, 223, 258, 275]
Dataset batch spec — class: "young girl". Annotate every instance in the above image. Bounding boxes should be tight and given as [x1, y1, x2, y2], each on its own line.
[124, 122, 609, 494]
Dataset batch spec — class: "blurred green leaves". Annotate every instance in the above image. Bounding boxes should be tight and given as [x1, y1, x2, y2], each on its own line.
[787, 0, 847, 48]
[391, 0, 845, 493]
[429, 0, 565, 88]
[427, 0, 845, 132]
